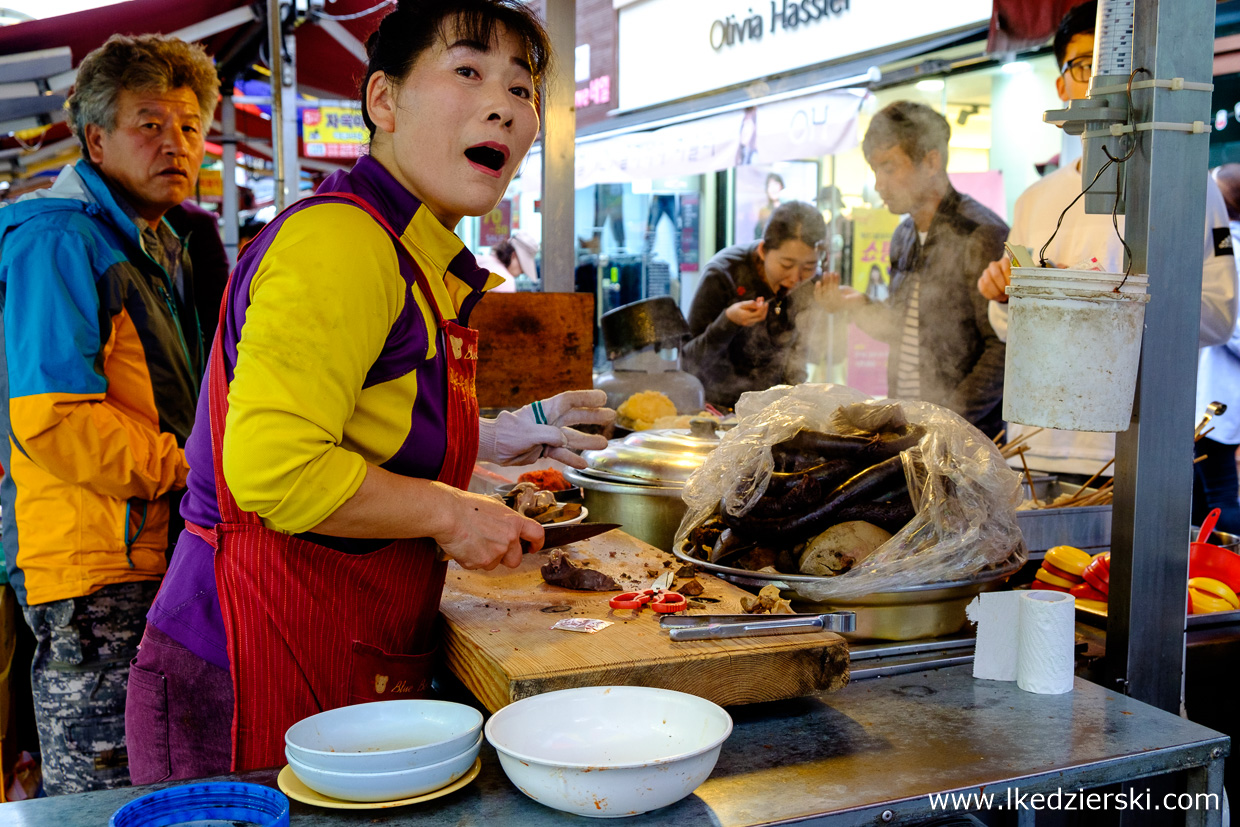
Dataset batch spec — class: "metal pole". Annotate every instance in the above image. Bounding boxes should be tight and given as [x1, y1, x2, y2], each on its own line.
[540, 0, 576, 293]
[221, 91, 239, 268]
[281, 31, 300, 203]
[1107, 0, 1214, 713]
[267, 0, 286, 211]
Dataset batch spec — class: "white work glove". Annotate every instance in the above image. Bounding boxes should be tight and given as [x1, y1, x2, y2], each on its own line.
[477, 389, 615, 469]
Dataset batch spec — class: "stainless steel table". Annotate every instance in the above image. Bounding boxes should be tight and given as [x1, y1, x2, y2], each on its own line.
[2, 664, 1227, 826]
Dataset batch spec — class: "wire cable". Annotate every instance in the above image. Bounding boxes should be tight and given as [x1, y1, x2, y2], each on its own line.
[314, 0, 394, 21]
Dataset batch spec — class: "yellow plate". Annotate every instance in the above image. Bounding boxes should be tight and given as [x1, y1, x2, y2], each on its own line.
[277, 757, 481, 810]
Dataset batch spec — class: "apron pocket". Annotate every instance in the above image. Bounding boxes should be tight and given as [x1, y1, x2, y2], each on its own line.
[125, 661, 171, 784]
[346, 641, 437, 705]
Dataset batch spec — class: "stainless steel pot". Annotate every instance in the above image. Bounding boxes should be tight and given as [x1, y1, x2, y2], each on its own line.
[561, 471, 686, 551]
[671, 542, 1024, 641]
[563, 421, 720, 551]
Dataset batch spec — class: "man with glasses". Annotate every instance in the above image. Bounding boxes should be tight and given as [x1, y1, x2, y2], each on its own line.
[976, 0, 1238, 479]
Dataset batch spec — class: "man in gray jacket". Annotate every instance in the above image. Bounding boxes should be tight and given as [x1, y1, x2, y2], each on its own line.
[820, 101, 1008, 438]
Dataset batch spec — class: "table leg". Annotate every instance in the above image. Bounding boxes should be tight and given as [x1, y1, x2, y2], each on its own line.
[1184, 757, 1225, 827]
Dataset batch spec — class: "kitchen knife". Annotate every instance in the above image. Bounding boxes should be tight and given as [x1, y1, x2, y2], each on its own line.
[660, 611, 856, 640]
[525, 522, 622, 552]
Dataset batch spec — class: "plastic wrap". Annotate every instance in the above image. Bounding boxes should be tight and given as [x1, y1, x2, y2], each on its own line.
[674, 384, 1026, 600]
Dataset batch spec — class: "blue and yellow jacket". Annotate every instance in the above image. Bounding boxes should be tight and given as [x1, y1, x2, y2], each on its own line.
[0, 161, 203, 606]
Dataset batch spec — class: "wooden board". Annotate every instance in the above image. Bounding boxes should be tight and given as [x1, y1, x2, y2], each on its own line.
[470, 291, 594, 409]
[440, 530, 850, 712]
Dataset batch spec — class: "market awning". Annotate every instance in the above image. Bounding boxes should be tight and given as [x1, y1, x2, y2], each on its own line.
[0, 0, 386, 176]
[0, 0, 380, 98]
[987, 0, 1092, 54]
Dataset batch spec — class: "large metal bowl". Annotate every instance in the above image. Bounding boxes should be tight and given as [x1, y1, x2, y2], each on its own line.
[565, 424, 720, 551]
[563, 469, 686, 551]
[672, 543, 1023, 641]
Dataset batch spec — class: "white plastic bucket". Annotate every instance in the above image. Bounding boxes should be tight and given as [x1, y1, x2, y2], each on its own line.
[1002, 267, 1149, 432]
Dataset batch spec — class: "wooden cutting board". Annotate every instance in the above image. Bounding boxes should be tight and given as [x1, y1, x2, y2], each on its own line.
[440, 530, 850, 712]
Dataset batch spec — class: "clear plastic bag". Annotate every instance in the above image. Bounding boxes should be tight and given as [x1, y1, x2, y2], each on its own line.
[674, 384, 1026, 600]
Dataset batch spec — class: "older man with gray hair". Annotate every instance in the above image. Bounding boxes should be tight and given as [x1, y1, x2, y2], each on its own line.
[0, 34, 217, 793]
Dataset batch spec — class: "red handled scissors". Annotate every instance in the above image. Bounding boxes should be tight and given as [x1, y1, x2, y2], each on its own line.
[609, 572, 687, 614]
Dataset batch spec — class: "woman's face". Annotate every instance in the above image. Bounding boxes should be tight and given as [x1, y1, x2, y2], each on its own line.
[367, 19, 540, 228]
[758, 239, 819, 292]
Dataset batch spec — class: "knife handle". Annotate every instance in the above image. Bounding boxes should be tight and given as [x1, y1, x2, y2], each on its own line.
[668, 617, 824, 641]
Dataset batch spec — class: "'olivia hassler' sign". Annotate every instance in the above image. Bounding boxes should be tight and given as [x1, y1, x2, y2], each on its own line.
[618, 0, 990, 110]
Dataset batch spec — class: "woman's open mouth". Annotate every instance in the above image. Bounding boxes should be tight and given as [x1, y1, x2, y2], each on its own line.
[464, 144, 508, 178]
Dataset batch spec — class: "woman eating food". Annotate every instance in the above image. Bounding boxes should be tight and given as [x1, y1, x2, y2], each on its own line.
[125, 0, 611, 780]
[682, 201, 828, 410]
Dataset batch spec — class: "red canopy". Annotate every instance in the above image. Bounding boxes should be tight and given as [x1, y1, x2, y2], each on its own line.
[0, 0, 247, 66]
[987, 0, 1092, 54]
[0, 0, 383, 117]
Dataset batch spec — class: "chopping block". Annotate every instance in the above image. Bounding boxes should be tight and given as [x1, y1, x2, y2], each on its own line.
[440, 530, 850, 712]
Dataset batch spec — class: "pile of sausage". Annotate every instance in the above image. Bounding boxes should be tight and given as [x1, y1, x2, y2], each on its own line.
[684, 402, 925, 576]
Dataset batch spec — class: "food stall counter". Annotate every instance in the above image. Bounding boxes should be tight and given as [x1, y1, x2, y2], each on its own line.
[3, 664, 1226, 826]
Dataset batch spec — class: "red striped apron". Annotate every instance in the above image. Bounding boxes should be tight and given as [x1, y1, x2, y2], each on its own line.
[187, 191, 480, 772]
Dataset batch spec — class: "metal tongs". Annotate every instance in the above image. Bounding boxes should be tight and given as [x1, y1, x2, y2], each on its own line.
[659, 612, 856, 641]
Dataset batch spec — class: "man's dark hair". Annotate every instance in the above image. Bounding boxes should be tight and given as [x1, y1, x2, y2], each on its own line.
[1054, 1, 1097, 69]
[762, 201, 826, 250]
[490, 238, 516, 268]
[360, 0, 552, 138]
[239, 218, 266, 242]
[1214, 164, 1240, 222]
[862, 100, 950, 168]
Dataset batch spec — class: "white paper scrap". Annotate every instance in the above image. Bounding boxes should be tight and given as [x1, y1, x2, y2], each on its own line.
[551, 618, 613, 634]
[968, 591, 1022, 681]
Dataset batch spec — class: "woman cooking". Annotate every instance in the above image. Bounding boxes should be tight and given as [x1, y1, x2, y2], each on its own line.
[125, 0, 611, 780]
[682, 201, 828, 410]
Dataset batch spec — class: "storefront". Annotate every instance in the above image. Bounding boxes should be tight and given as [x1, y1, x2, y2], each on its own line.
[486, 0, 1077, 378]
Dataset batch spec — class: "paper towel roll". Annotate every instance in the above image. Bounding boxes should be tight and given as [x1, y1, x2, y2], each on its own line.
[1016, 591, 1076, 694]
[968, 592, 1021, 681]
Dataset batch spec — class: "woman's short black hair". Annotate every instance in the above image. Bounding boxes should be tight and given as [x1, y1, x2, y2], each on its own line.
[360, 0, 553, 138]
[763, 201, 827, 251]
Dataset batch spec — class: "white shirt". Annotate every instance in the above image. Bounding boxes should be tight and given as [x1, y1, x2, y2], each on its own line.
[473, 252, 517, 292]
[1197, 221, 1240, 445]
[989, 162, 1240, 473]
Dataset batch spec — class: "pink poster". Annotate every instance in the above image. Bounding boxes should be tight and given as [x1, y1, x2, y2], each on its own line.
[948, 171, 1007, 222]
[846, 324, 889, 398]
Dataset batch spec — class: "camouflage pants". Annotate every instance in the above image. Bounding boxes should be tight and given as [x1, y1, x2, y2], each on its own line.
[22, 580, 159, 795]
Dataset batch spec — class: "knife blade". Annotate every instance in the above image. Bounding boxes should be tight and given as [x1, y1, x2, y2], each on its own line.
[524, 522, 622, 552]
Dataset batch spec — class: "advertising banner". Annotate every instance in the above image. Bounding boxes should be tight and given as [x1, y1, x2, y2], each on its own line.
[480, 201, 512, 247]
[574, 88, 865, 189]
[849, 207, 903, 298]
[302, 105, 367, 159]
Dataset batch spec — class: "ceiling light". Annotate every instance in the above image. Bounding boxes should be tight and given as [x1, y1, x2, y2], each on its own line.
[915, 79, 945, 93]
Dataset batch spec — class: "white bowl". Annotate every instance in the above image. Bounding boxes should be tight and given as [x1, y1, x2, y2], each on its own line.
[485, 686, 732, 818]
[285, 700, 482, 773]
[286, 732, 482, 803]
